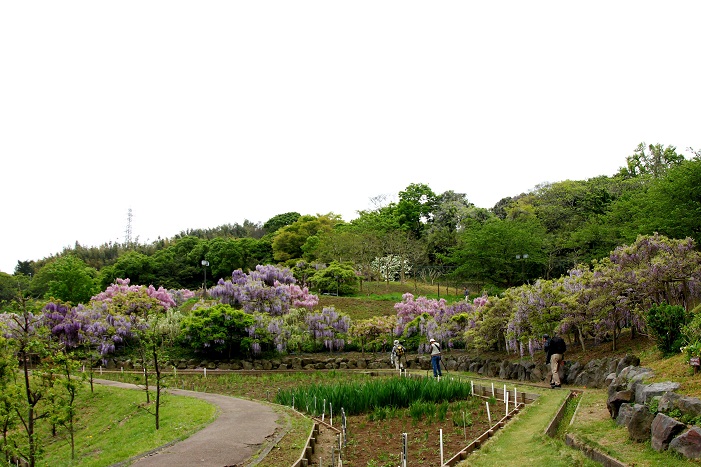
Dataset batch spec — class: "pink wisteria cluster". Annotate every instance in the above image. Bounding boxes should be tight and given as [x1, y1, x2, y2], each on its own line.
[394, 293, 485, 352]
[91, 278, 192, 310]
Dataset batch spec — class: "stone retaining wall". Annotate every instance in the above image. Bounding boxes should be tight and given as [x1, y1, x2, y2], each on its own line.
[607, 364, 701, 459]
[107, 352, 638, 389]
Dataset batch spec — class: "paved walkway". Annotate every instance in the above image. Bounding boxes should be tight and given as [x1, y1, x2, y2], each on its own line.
[94, 379, 281, 467]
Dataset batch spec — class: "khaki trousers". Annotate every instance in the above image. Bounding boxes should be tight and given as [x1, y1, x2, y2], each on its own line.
[550, 354, 563, 386]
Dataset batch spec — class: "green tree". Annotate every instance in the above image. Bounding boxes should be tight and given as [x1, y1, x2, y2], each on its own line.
[634, 158, 701, 243]
[349, 204, 401, 234]
[30, 256, 98, 305]
[0, 273, 30, 308]
[272, 214, 340, 262]
[98, 251, 156, 290]
[263, 212, 301, 234]
[13, 261, 35, 277]
[206, 238, 246, 281]
[425, 190, 473, 261]
[619, 142, 685, 179]
[309, 262, 358, 296]
[179, 304, 254, 358]
[449, 216, 547, 288]
[396, 183, 438, 238]
[646, 302, 688, 356]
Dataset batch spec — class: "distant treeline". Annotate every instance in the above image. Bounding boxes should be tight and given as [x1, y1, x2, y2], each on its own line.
[2, 142, 700, 304]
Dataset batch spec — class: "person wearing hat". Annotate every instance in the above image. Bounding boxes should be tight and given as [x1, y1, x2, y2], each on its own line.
[429, 338, 442, 378]
[390, 339, 405, 371]
[543, 334, 566, 388]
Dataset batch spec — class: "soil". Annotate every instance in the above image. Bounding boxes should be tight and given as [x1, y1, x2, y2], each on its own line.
[309, 401, 500, 467]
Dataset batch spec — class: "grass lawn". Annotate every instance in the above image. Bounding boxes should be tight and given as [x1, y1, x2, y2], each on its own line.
[457, 384, 598, 467]
[36, 383, 217, 467]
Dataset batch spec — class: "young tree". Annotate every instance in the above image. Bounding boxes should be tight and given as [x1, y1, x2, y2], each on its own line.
[0, 324, 21, 464]
[1, 296, 49, 467]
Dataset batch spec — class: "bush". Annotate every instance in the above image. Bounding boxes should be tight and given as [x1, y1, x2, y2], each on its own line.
[646, 302, 689, 356]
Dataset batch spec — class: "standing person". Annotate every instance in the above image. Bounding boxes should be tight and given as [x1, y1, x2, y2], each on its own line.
[390, 339, 405, 371]
[429, 338, 442, 378]
[543, 334, 566, 388]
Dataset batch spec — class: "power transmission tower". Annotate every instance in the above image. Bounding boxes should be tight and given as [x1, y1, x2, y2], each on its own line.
[124, 208, 133, 246]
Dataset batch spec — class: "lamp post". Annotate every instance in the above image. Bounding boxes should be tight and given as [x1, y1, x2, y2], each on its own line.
[515, 254, 528, 284]
[201, 260, 209, 296]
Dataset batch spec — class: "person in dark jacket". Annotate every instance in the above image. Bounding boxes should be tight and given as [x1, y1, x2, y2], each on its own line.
[543, 334, 566, 388]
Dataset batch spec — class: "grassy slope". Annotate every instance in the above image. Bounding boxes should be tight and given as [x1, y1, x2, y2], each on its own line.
[37, 383, 217, 467]
[569, 389, 700, 467]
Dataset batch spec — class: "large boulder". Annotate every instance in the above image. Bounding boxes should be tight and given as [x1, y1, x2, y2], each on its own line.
[607, 366, 654, 400]
[566, 361, 583, 384]
[628, 404, 655, 442]
[616, 355, 641, 374]
[499, 360, 514, 379]
[669, 427, 701, 459]
[607, 390, 633, 419]
[651, 413, 686, 452]
[445, 358, 459, 371]
[485, 360, 501, 377]
[635, 382, 680, 405]
[616, 403, 635, 426]
[575, 357, 618, 388]
[659, 392, 701, 420]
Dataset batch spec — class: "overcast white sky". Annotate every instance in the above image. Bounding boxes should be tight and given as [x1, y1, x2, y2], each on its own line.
[1, 1, 700, 274]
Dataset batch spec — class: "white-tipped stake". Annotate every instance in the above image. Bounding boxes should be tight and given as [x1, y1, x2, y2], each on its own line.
[486, 401, 492, 425]
[99, 366, 103, 375]
[506, 390, 509, 416]
[330, 403, 333, 426]
[491, 382, 495, 397]
[401, 433, 408, 467]
[121, 367, 123, 373]
[322, 399, 326, 422]
[440, 429, 444, 466]
[471, 380, 474, 394]
[204, 367, 207, 378]
[503, 384, 507, 403]
[514, 387, 517, 405]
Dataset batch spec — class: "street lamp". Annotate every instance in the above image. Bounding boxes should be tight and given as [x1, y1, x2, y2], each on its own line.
[515, 254, 528, 284]
[201, 260, 209, 295]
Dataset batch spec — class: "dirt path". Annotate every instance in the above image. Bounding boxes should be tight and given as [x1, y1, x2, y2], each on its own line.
[94, 379, 281, 467]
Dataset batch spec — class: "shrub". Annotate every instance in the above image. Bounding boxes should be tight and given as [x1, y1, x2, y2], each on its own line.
[646, 302, 688, 355]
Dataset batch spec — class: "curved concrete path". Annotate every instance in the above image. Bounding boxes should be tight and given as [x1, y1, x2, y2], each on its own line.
[94, 379, 280, 467]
